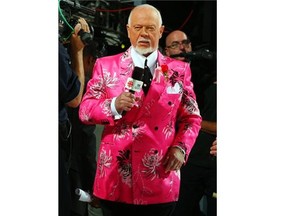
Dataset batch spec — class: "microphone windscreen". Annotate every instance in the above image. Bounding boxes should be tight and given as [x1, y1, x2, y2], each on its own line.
[170, 53, 185, 58]
[132, 66, 144, 81]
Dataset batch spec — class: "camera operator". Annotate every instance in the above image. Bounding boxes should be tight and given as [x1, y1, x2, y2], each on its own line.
[67, 40, 106, 216]
[165, 30, 217, 216]
[59, 17, 90, 216]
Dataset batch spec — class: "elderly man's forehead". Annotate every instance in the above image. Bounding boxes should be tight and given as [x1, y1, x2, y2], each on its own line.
[130, 6, 161, 26]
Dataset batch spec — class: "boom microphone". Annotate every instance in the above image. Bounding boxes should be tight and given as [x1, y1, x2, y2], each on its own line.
[170, 49, 215, 60]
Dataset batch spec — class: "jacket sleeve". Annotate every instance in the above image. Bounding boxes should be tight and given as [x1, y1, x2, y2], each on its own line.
[79, 57, 118, 126]
[172, 62, 202, 160]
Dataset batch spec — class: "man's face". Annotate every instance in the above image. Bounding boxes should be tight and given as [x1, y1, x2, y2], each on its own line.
[165, 32, 192, 62]
[127, 8, 164, 56]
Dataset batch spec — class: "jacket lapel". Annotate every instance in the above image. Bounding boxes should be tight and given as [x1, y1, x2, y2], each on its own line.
[148, 51, 168, 97]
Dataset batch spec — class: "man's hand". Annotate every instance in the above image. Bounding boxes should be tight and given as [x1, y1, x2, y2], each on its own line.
[163, 147, 185, 173]
[70, 17, 90, 53]
[210, 139, 217, 156]
[115, 92, 136, 113]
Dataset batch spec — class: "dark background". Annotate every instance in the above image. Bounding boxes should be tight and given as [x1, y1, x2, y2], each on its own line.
[59, 0, 216, 55]
[150, 1, 216, 51]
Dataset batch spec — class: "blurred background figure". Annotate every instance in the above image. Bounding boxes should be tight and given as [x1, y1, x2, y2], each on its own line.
[59, 15, 89, 216]
[165, 30, 192, 62]
[165, 30, 217, 216]
[67, 40, 105, 216]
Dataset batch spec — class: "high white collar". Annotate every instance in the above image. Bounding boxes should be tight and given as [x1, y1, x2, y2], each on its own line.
[131, 47, 158, 73]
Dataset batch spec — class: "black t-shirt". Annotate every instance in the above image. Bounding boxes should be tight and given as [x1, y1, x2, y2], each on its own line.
[67, 75, 97, 192]
[59, 42, 81, 124]
[188, 82, 217, 168]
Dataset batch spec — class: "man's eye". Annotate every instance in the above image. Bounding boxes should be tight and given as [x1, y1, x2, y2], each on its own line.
[146, 27, 155, 31]
[171, 43, 180, 47]
[134, 26, 142, 31]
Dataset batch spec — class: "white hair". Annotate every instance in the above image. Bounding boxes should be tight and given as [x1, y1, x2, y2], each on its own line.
[127, 4, 163, 27]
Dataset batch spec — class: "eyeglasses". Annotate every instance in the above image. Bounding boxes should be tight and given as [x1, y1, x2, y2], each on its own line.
[166, 39, 191, 49]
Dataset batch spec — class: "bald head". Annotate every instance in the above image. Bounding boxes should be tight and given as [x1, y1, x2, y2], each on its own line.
[165, 30, 192, 62]
[165, 30, 188, 47]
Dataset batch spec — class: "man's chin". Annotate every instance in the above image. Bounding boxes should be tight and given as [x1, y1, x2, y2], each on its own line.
[135, 46, 155, 56]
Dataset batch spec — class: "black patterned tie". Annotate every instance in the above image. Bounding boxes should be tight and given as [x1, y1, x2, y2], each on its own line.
[142, 59, 152, 95]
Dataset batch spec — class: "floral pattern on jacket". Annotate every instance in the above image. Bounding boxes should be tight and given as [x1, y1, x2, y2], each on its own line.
[79, 47, 202, 205]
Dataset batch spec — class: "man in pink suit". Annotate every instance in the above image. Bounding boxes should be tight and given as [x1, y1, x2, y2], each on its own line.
[79, 4, 202, 216]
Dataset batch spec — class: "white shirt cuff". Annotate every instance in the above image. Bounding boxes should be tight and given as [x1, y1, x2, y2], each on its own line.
[111, 97, 122, 120]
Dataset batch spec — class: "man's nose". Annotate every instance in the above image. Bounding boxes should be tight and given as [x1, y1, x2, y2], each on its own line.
[139, 26, 149, 35]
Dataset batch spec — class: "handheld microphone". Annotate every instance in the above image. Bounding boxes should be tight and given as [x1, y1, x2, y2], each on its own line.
[128, 66, 144, 93]
[122, 67, 144, 116]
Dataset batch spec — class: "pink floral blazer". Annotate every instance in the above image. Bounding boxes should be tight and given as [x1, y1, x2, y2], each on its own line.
[79, 47, 202, 205]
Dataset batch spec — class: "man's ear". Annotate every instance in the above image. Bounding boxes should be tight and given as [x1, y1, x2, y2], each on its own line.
[126, 25, 131, 39]
[159, 25, 165, 39]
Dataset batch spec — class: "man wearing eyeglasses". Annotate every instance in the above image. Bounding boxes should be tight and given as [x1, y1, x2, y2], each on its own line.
[164, 30, 192, 62]
[165, 30, 217, 216]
